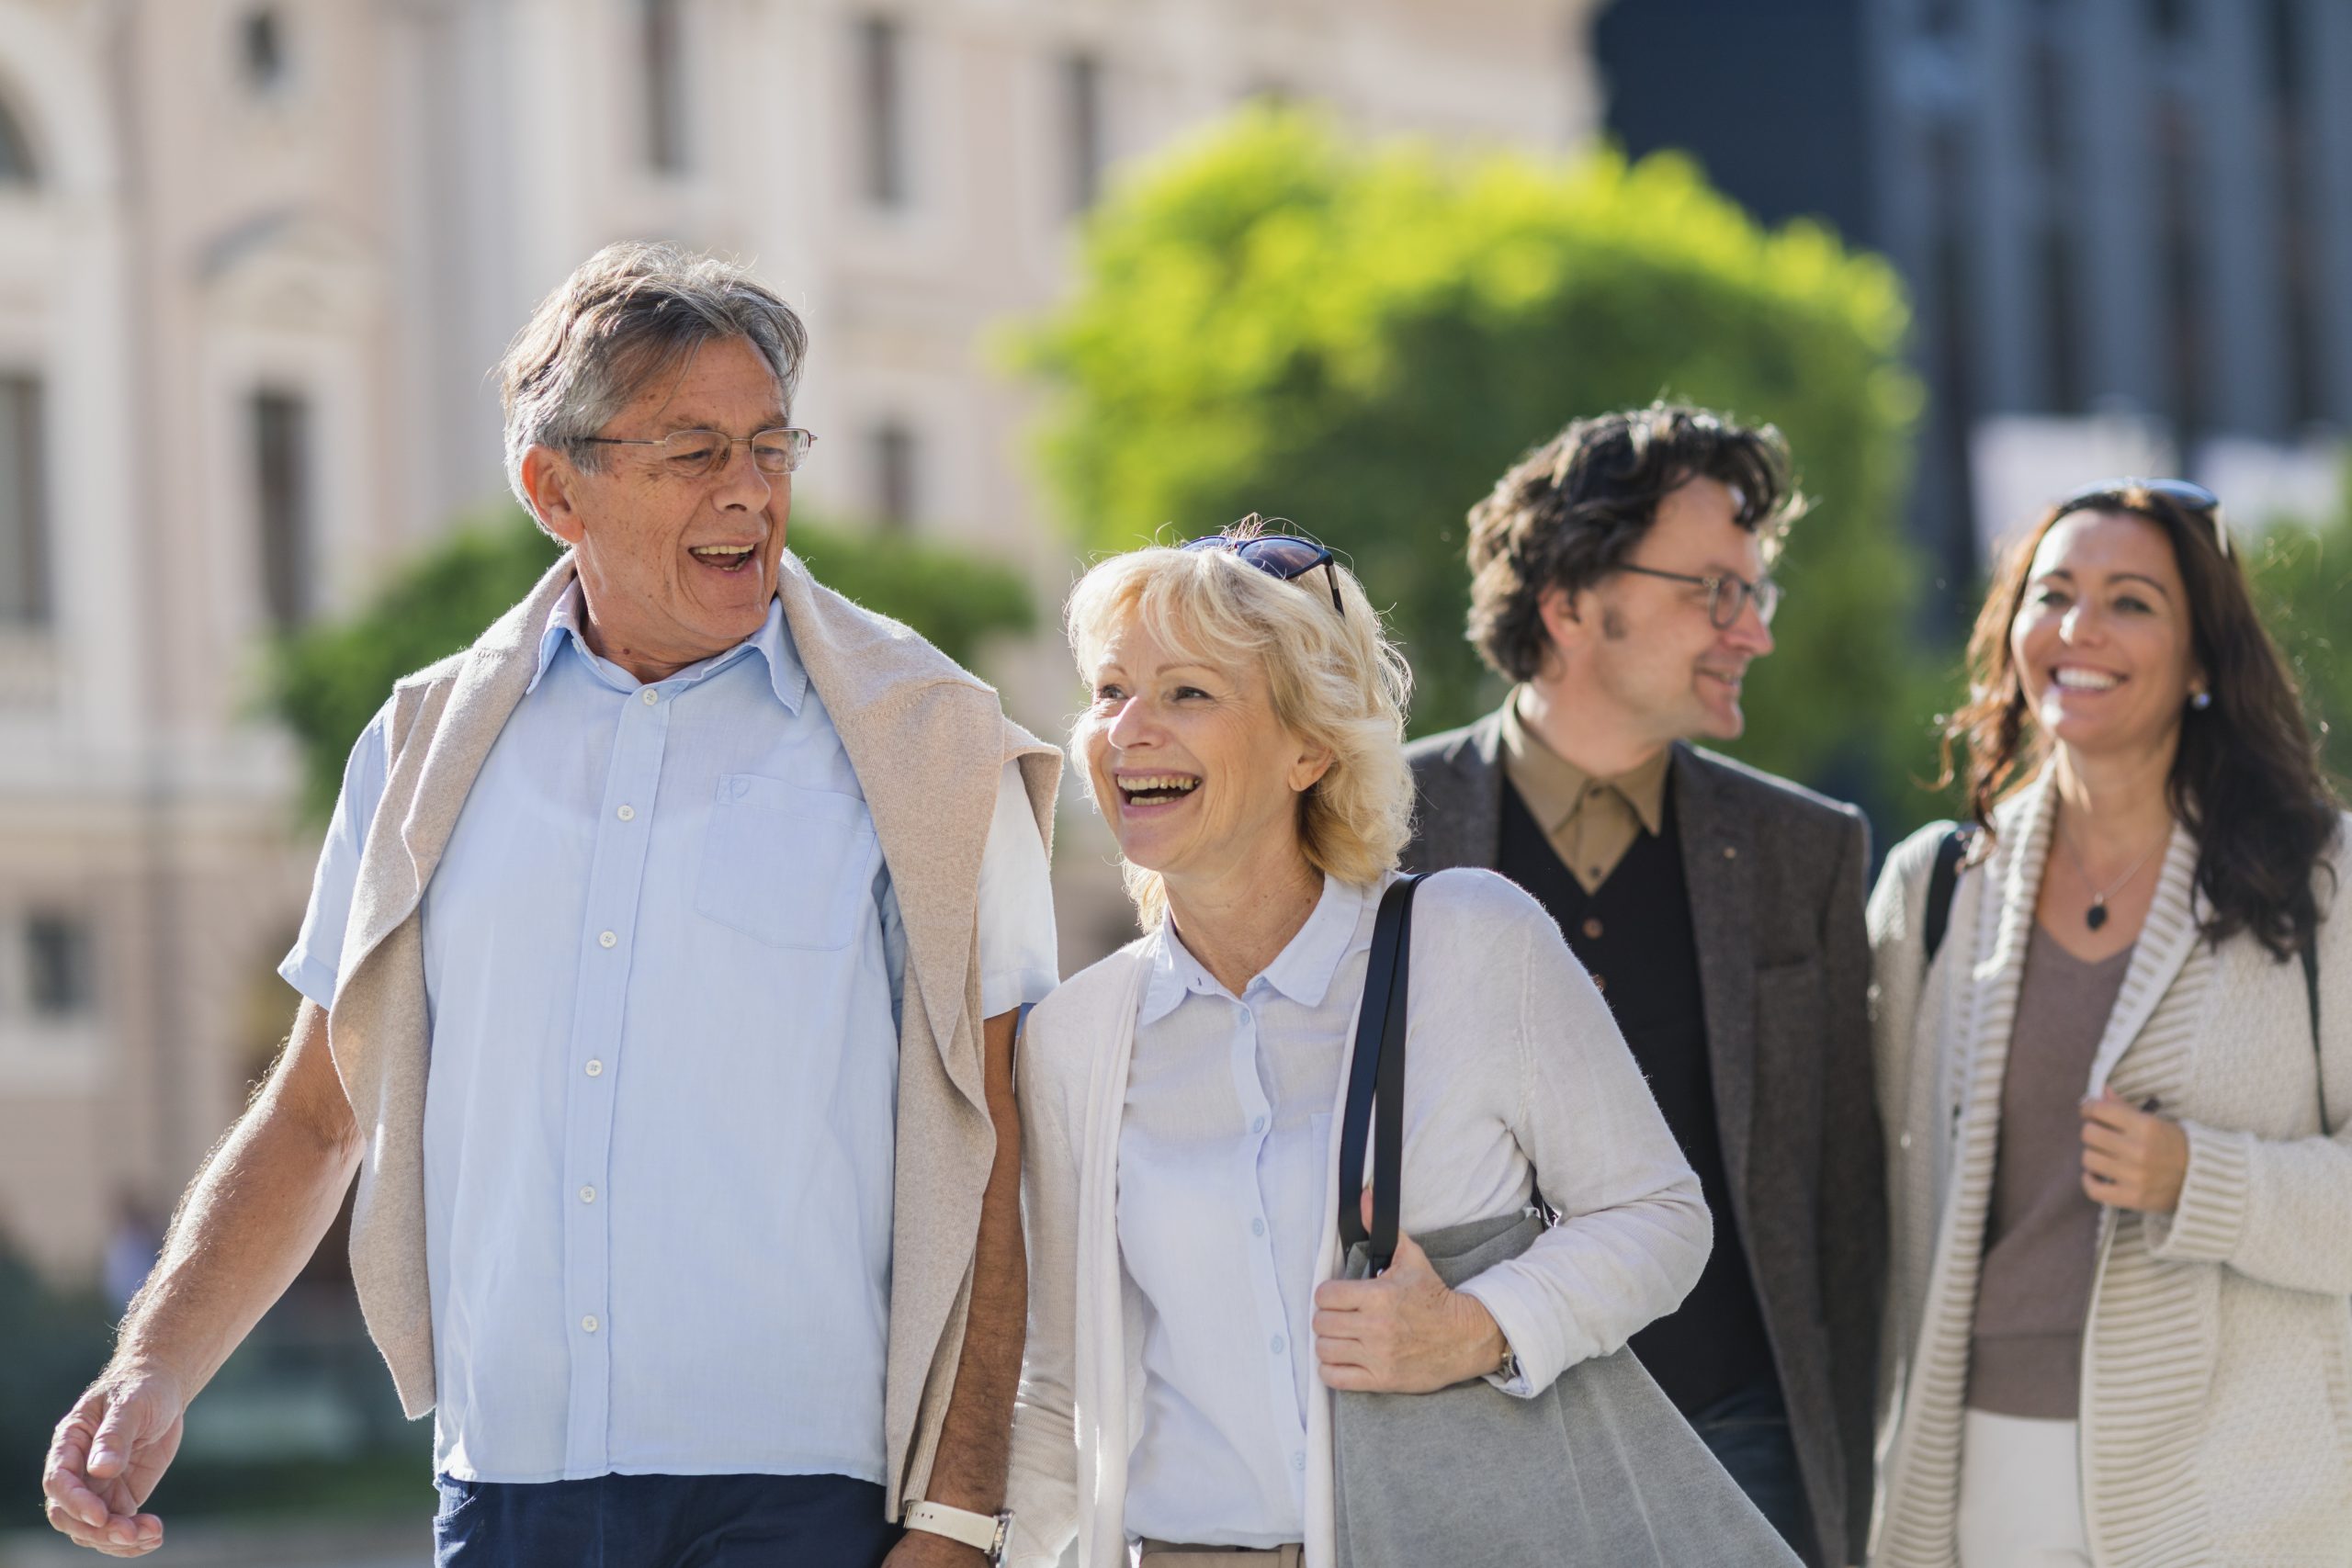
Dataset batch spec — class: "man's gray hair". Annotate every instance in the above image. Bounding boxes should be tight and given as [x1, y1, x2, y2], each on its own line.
[497, 241, 809, 518]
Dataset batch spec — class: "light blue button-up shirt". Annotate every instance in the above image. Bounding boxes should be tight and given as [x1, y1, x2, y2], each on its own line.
[283, 585, 1057, 1484]
[1115, 874, 1372, 1548]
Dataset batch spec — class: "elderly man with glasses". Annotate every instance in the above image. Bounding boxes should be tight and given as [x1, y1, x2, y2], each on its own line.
[1401, 403, 1887, 1568]
[41, 243, 1058, 1568]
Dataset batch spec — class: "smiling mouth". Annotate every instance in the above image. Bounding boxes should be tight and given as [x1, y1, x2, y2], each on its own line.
[1118, 773, 1201, 807]
[2052, 667, 2121, 692]
[689, 544, 758, 574]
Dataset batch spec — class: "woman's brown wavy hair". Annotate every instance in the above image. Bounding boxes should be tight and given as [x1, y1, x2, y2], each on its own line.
[1939, 484, 2339, 959]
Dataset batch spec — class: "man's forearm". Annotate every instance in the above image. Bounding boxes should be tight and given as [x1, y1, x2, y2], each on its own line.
[922, 1008, 1027, 1516]
[112, 999, 364, 1394]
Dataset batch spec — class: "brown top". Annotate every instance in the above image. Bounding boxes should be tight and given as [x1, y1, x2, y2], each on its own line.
[1967, 922, 2134, 1419]
[1498, 687, 1670, 895]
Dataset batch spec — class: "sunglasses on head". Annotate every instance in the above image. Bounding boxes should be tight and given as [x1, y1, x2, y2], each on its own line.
[2053, 477, 2229, 556]
[1180, 530, 1345, 615]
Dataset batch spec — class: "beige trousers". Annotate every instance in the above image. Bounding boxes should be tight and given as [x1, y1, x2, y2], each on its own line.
[1957, 1408, 2093, 1567]
[1136, 1541, 1305, 1566]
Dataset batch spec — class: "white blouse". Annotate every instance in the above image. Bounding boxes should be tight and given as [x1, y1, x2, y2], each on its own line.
[1010, 866, 1710, 1567]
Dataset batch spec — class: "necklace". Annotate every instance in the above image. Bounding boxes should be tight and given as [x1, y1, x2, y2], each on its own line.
[2060, 828, 2165, 931]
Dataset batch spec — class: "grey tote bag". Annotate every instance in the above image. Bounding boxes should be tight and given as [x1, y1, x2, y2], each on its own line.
[1328, 877, 1801, 1568]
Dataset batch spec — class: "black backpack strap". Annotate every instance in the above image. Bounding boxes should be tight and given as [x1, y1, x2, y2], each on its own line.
[2304, 931, 2327, 1137]
[1923, 824, 1975, 967]
[1338, 874, 1423, 1273]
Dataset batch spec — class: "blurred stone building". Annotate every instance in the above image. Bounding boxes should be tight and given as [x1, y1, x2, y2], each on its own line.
[0, 0, 1601, 1280]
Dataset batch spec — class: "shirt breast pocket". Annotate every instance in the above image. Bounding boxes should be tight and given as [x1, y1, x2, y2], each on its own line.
[695, 774, 877, 951]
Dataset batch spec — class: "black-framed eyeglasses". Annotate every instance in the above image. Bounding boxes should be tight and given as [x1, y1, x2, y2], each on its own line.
[2052, 476, 2229, 556]
[1181, 532, 1345, 615]
[1615, 563, 1781, 628]
[580, 426, 817, 479]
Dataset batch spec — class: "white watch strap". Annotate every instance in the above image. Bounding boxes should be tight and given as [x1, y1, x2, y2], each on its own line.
[902, 1499, 1008, 1556]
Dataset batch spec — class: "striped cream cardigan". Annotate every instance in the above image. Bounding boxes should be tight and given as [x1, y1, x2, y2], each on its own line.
[1868, 770, 2352, 1566]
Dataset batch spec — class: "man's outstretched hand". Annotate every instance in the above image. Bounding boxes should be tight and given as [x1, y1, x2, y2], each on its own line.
[41, 1366, 187, 1556]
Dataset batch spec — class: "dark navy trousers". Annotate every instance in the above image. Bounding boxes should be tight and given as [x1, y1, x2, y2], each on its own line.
[1688, 1379, 1820, 1567]
[432, 1472, 903, 1568]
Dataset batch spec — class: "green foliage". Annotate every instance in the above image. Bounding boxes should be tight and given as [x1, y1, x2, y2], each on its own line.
[265, 506, 1034, 822]
[2248, 507, 2352, 791]
[0, 1246, 111, 1512]
[1012, 107, 1936, 818]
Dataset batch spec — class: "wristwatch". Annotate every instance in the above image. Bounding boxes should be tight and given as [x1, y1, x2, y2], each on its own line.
[902, 1499, 1012, 1563]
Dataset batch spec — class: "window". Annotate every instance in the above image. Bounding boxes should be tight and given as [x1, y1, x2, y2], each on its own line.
[2269, 0, 2321, 424]
[0, 374, 48, 626]
[0, 96, 35, 186]
[642, 0, 688, 175]
[26, 912, 92, 1020]
[871, 420, 918, 532]
[253, 389, 313, 629]
[239, 7, 288, 95]
[857, 16, 908, 209]
[2154, 97, 2204, 445]
[1061, 51, 1105, 215]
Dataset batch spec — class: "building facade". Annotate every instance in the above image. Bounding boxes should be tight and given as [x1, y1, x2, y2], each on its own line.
[0, 0, 1601, 1279]
[1599, 0, 2352, 586]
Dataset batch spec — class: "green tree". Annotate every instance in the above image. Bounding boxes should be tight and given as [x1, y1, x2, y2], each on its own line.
[2249, 506, 2352, 791]
[265, 505, 1034, 821]
[1012, 107, 1936, 820]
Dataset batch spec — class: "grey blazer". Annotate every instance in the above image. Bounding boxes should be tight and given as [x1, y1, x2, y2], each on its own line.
[1403, 709, 1886, 1568]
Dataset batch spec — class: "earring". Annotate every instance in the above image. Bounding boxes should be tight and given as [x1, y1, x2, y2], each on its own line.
[2189, 688, 2213, 710]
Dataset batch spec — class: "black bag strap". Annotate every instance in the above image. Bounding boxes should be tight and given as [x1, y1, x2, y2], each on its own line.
[1923, 823, 1976, 968]
[1338, 874, 1423, 1274]
[2304, 931, 2328, 1137]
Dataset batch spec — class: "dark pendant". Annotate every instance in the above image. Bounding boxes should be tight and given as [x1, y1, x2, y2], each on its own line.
[2086, 903, 2109, 931]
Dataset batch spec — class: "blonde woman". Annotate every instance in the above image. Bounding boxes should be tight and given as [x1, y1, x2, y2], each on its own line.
[1004, 523, 1713, 1567]
[1871, 480, 2352, 1565]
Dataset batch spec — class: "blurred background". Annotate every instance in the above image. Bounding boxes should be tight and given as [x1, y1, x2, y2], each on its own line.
[0, 0, 2346, 1560]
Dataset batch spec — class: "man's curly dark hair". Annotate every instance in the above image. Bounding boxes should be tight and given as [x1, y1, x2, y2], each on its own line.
[1464, 402, 1806, 682]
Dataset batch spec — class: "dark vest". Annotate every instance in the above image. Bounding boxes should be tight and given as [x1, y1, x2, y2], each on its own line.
[1499, 779, 1777, 1417]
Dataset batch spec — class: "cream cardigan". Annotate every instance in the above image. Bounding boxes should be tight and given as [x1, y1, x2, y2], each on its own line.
[1005, 868, 1710, 1568]
[1869, 770, 2352, 1566]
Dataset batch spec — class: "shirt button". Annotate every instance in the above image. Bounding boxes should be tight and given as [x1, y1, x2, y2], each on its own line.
[1270, 1334, 1285, 1355]
[1899, 1132, 1914, 1151]
[639, 689, 659, 705]
[1581, 917, 1603, 940]
[1251, 1218, 1266, 1237]
[616, 804, 636, 821]
[598, 931, 617, 949]
[1250, 1115, 1267, 1134]
[582, 1314, 600, 1333]
[585, 1059, 604, 1077]
[1292, 1451, 1306, 1472]
[580, 1185, 596, 1203]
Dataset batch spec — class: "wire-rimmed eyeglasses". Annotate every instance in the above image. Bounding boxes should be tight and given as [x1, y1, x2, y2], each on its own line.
[1615, 563, 1781, 628]
[580, 426, 818, 479]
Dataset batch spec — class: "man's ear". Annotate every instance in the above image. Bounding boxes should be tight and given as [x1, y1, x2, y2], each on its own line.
[520, 445, 588, 547]
[1536, 582, 1587, 660]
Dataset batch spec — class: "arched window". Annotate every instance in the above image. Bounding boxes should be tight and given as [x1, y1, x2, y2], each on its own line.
[0, 95, 37, 186]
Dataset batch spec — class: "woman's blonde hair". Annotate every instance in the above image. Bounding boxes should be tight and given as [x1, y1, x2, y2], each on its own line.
[1065, 519, 1416, 928]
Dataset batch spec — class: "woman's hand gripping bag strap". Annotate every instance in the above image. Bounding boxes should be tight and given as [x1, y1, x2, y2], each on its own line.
[1328, 877, 1802, 1567]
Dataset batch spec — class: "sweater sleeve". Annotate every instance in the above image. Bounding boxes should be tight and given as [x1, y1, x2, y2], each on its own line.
[1005, 1001, 1085, 1568]
[1453, 893, 1712, 1397]
[2144, 823, 2352, 1295]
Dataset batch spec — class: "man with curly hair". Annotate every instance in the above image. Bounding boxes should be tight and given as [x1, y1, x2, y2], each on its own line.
[1404, 403, 1885, 1567]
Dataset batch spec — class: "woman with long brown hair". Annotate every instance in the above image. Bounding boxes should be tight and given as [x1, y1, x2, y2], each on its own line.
[1869, 480, 2351, 1565]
